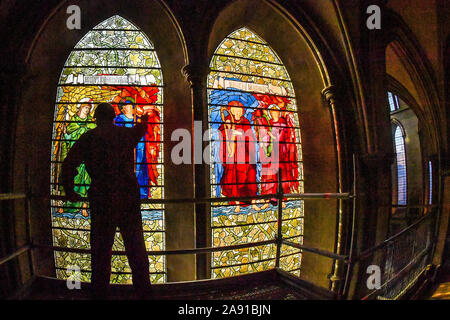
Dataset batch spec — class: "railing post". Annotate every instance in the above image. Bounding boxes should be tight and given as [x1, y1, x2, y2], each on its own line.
[275, 170, 283, 269]
[411, 225, 418, 262]
[342, 154, 357, 299]
[322, 85, 345, 292]
[384, 240, 395, 295]
[24, 164, 34, 277]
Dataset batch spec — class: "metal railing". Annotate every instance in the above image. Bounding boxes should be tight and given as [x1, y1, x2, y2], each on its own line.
[1, 168, 353, 296]
[347, 205, 437, 300]
[0, 160, 439, 300]
[0, 166, 35, 289]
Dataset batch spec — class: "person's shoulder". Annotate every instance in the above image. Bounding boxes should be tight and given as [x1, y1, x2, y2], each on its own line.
[114, 124, 131, 131]
[79, 128, 94, 140]
[70, 128, 94, 150]
[79, 127, 100, 143]
[114, 124, 137, 137]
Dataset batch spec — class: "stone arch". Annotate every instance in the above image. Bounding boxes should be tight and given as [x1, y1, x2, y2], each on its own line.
[384, 9, 442, 158]
[13, 0, 194, 282]
[205, 0, 342, 288]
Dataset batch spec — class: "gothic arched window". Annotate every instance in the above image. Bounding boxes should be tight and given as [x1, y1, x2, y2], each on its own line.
[50, 15, 165, 284]
[207, 27, 304, 278]
[388, 91, 400, 112]
[393, 124, 407, 205]
[428, 160, 433, 205]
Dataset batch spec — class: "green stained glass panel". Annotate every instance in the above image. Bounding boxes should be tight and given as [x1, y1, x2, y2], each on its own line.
[53, 251, 165, 284]
[212, 259, 276, 279]
[212, 55, 290, 81]
[213, 223, 277, 247]
[212, 244, 276, 268]
[75, 30, 153, 49]
[93, 15, 139, 30]
[66, 50, 159, 68]
[56, 270, 165, 284]
[52, 216, 90, 230]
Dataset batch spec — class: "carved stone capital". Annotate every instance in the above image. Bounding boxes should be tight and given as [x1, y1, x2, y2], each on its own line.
[321, 85, 338, 106]
[181, 64, 210, 88]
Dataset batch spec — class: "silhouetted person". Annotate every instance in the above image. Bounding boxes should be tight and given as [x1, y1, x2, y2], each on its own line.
[61, 102, 151, 299]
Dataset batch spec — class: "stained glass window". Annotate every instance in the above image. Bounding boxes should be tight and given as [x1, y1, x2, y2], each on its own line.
[428, 161, 432, 205]
[207, 27, 304, 278]
[393, 125, 407, 205]
[388, 91, 400, 112]
[50, 16, 165, 284]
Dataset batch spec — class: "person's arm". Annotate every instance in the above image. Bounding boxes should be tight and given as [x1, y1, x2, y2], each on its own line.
[61, 136, 85, 202]
[130, 112, 150, 146]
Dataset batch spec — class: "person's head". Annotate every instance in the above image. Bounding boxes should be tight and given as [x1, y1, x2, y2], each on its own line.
[228, 100, 244, 120]
[77, 98, 93, 119]
[94, 103, 116, 126]
[269, 104, 281, 121]
[119, 97, 135, 118]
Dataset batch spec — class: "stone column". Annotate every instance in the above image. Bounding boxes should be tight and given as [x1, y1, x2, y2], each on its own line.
[322, 85, 346, 293]
[182, 64, 211, 279]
